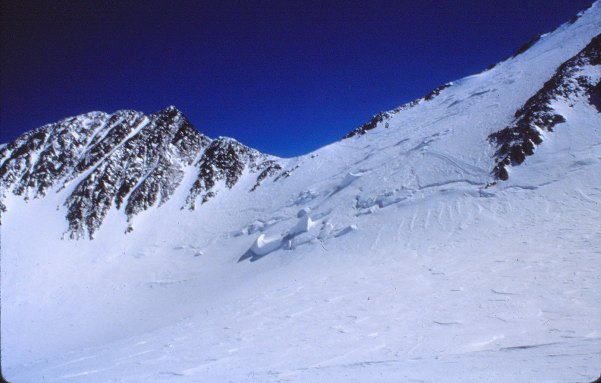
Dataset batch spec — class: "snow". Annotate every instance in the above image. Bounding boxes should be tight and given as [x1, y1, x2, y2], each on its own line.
[288, 214, 315, 236]
[249, 233, 283, 257]
[2, 3, 601, 382]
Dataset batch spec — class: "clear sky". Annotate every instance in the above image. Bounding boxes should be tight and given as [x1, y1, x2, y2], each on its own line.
[0, 0, 593, 157]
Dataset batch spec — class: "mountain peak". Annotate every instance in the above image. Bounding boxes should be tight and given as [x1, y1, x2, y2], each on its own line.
[0, 107, 280, 238]
[3, 4, 601, 381]
[156, 105, 184, 115]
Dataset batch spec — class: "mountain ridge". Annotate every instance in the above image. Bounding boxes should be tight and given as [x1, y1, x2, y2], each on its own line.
[0, 106, 282, 238]
[2, 2, 601, 382]
[2, 13, 600, 238]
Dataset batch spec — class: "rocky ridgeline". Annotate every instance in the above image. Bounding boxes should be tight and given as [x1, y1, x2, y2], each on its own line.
[343, 83, 452, 139]
[1, 28, 598, 237]
[489, 34, 601, 180]
[0, 106, 280, 238]
[184, 137, 273, 209]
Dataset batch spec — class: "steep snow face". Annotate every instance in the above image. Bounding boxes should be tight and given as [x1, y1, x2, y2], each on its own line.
[489, 33, 601, 180]
[1, 3, 601, 383]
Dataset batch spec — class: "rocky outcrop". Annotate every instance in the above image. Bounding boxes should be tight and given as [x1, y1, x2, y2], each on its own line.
[63, 107, 211, 238]
[0, 107, 280, 238]
[489, 34, 601, 180]
[185, 137, 272, 210]
[511, 34, 542, 59]
[343, 83, 452, 139]
[251, 161, 283, 192]
[0, 112, 109, 199]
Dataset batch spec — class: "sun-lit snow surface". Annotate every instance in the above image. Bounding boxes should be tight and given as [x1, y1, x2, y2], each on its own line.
[2, 4, 601, 382]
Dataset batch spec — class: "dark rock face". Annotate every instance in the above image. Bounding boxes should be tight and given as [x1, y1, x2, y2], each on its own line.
[343, 83, 452, 139]
[343, 111, 393, 139]
[63, 107, 211, 238]
[423, 83, 452, 101]
[251, 161, 282, 192]
[0, 106, 280, 238]
[569, 2, 594, 24]
[589, 79, 601, 112]
[486, 3, 593, 73]
[274, 164, 300, 182]
[0, 112, 109, 199]
[511, 34, 542, 58]
[484, 34, 543, 72]
[185, 137, 271, 210]
[489, 34, 601, 180]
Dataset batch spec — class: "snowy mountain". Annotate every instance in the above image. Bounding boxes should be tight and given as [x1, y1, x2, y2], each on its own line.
[1, 3, 601, 383]
[0, 106, 281, 238]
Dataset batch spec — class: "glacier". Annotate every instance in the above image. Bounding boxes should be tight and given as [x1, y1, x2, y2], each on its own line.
[1, 3, 601, 382]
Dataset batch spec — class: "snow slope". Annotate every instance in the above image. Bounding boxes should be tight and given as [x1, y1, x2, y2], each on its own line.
[1, 3, 601, 382]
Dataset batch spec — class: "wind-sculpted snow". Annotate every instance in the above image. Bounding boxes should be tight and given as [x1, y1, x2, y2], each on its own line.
[489, 34, 601, 180]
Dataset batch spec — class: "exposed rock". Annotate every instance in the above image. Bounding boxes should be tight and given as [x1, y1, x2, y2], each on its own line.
[489, 34, 601, 180]
[343, 83, 452, 139]
[0, 112, 109, 198]
[423, 83, 452, 101]
[0, 107, 280, 238]
[343, 111, 392, 139]
[569, 2, 594, 24]
[274, 164, 300, 181]
[185, 137, 275, 210]
[511, 34, 542, 58]
[63, 108, 201, 237]
[251, 161, 282, 192]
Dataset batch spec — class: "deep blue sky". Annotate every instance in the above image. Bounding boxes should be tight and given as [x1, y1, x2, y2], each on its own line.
[0, 1, 593, 157]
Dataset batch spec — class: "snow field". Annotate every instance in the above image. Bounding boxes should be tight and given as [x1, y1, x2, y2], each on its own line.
[2, 3, 601, 382]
